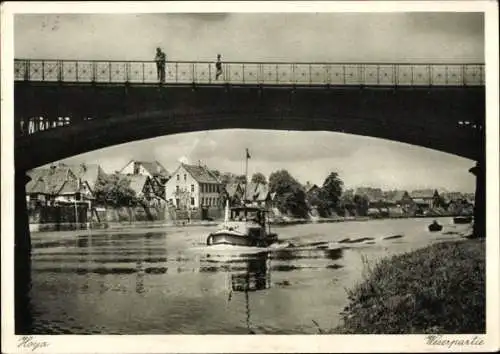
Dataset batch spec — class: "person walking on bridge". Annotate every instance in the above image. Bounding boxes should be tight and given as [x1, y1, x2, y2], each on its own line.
[215, 54, 223, 81]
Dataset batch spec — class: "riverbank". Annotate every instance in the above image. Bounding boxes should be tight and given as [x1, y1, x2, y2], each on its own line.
[31, 214, 459, 232]
[334, 238, 485, 334]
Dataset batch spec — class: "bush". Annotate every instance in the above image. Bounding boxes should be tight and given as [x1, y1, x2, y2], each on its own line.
[336, 239, 485, 334]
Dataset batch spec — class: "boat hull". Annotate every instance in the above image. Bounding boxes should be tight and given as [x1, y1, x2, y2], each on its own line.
[454, 216, 473, 224]
[428, 224, 443, 232]
[207, 232, 278, 248]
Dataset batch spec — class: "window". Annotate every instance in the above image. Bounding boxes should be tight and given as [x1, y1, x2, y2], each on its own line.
[191, 197, 195, 205]
[184, 174, 187, 181]
[191, 184, 194, 192]
[176, 174, 179, 181]
[176, 186, 179, 193]
[176, 198, 180, 206]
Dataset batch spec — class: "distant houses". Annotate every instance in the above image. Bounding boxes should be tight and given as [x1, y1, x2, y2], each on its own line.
[25, 158, 475, 222]
[409, 189, 442, 210]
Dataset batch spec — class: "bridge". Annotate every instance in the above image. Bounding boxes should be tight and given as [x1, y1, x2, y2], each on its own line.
[13, 58, 486, 332]
[15, 59, 485, 170]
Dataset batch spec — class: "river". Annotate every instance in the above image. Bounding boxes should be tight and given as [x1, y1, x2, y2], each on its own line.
[28, 217, 470, 334]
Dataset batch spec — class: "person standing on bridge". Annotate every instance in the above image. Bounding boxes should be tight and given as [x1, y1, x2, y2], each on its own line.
[155, 48, 166, 83]
[215, 54, 223, 81]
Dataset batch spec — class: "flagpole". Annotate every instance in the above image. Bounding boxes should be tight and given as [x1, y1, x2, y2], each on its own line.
[244, 149, 249, 205]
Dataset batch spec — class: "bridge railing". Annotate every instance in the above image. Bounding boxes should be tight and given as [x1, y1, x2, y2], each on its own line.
[14, 59, 485, 86]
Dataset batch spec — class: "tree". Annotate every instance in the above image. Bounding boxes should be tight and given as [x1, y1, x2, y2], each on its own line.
[269, 169, 309, 218]
[234, 174, 247, 184]
[306, 187, 330, 217]
[339, 192, 356, 216]
[251, 172, 267, 185]
[353, 194, 370, 216]
[94, 173, 139, 207]
[322, 172, 344, 212]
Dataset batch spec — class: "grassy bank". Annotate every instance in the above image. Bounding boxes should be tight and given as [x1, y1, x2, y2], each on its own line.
[335, 239, 485, 334]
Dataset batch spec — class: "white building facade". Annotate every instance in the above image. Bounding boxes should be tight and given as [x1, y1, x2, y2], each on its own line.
[165, 163, 221, 209]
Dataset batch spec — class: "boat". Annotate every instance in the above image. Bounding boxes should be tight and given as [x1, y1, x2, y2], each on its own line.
[428, 220, 443, 232]
[453, 215, 473, 224]
[207, 147, 278, 247]
[207, 202, 278, 247]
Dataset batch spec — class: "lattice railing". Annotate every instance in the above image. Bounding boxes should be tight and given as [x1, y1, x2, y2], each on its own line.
[14, 59, 485, 86]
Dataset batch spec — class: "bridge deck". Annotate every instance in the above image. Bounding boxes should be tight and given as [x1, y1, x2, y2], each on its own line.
[14, 59, 485, 87]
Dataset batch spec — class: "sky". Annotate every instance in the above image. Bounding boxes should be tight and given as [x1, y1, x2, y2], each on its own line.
[14, 12, 484, 192]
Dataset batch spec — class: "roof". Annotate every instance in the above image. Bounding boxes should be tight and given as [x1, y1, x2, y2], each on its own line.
[225, 183, 242, 198]
[243, 182, 271, 201]
[59, 163, 104, 190]
[121, 174, 149, 195]
[442, 192, 465, 201]
[181, 163, 220, 184]
[58, 179, 91, 195]
[26, 166, 76, 195]
[137, 160, 169, 177]
[410, 189, 436, 199]
[304, 182, 320, 193]
[355, 187, 384, 202]
[385, 190, 409, 202]
[305, 184, 320, 194]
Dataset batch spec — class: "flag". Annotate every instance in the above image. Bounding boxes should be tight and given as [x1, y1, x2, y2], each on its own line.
[246, 148, 251, 159]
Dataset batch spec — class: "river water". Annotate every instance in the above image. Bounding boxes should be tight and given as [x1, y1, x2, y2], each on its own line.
[29, 217, 469, 334]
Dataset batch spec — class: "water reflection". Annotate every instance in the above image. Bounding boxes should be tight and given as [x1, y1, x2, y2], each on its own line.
[230, 253, 271, 292]
[29, 219, 455, 334]
[223, 252, 271, 334]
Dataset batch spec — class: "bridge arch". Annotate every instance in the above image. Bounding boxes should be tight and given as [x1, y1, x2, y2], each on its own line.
[16, 105, 483, 171]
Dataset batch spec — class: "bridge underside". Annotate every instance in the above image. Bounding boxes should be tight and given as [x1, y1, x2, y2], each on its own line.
[15, 83, 485, 170]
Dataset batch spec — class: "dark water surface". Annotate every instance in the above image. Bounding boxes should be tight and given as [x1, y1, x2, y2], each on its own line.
[28, 218, 468, 334]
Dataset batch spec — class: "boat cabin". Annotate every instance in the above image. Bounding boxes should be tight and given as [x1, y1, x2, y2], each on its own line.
[230, 206, 268, 226]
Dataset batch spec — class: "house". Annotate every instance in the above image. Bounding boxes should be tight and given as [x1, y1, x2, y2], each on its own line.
[304, 182, 320, 194]
[116, 174, 164, 207]
[304, 182, 321, 200]
[119, 160, 170, 199]
[55, 178, 93, 203]
[242, 182, 275, 208]
[164, 163, 222, 210]
[410, 189, 442, 210]
[385, 190, 414, 209]
[223, 182, 244, 205]
[26, 165, 92, 205]
[304, 182, 323, 213]
[58, 162, 105, 196]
